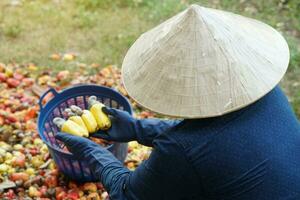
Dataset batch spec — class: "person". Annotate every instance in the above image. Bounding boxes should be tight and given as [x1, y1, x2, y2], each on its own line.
[56, 4, 300, 200]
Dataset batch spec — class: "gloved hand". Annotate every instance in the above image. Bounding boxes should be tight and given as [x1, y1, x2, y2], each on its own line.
[92, 107, 182, 147]
[55, 132, 130, 196]
[92, 107, 138, 142]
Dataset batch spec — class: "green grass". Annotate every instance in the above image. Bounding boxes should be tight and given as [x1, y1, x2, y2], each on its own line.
[0, 0, 299, 116]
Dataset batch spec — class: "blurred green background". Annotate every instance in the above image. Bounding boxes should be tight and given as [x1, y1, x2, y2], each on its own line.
[0, 0, 299, 116]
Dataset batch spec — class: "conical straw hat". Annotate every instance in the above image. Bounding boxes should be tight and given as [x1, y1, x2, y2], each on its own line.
[121, 4, 289, 118]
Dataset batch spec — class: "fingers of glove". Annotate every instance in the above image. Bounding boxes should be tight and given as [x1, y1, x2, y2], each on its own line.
[55, 132, 84, 144]
[56, 133, 110, 162]
[102, 107, 118, 116]
[90, 130, 112, 140]
[55, 132, 98, 151]
[102, 107, 131, 119]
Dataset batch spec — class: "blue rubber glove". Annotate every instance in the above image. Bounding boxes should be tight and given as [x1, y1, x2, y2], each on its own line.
[93, 107, 138, 142]
[92, 107, 182, 147]
[55, 132, 130, 198]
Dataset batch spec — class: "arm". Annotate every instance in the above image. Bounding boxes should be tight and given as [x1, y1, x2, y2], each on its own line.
[55, 132, 187, 200]
[93, 107, 181, 147]
[135, 118, 181, 146]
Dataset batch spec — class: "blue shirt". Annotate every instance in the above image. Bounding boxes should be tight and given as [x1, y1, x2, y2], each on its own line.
[112, 86, 300, 199]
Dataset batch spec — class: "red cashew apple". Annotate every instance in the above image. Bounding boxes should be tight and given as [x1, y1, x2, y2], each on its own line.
[7, 78, 20, 88]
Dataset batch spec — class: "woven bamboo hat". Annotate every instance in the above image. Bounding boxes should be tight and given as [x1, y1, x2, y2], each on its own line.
[121, 4, 289, 118]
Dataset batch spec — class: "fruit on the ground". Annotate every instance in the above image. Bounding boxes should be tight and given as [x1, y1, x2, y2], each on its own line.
[50, 53, 61, 60]
[87, 192, 101, 200]
[28, 186, 42, 197]
[0, 72, 7, 82]
[10, 172, 29, 182]
[57, 70, 70, 81]
[7, 78, 20, 88]
[83, 182, 97, 193]
[63, 53, 75, 61]
[44, 175, 58, 188]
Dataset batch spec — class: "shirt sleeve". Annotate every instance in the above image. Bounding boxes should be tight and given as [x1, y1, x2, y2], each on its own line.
[135, 119, 182, 147]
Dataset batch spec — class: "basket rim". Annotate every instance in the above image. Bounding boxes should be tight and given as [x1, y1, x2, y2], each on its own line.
[37, 84, 133, 156]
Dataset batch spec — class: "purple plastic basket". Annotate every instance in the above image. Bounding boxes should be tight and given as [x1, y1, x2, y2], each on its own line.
[37, 84, 132, 182]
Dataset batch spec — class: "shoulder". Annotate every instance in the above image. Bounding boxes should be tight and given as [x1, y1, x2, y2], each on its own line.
[152, 125, 183, 155]
[150, 123, 197, 165]
[143, 129, 191, 178]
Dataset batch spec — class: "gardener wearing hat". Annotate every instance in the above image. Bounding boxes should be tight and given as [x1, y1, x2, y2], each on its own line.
[56, 4, 300, 200]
